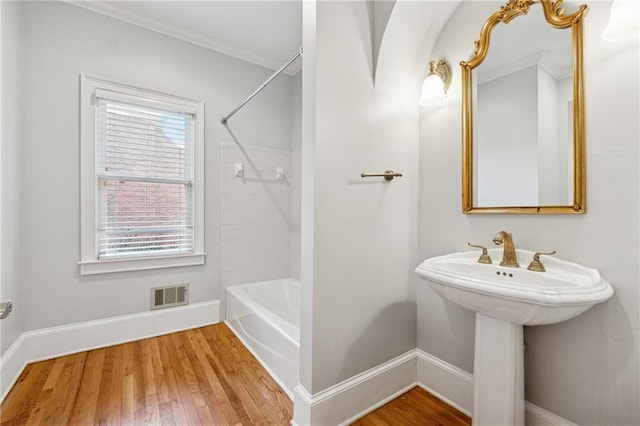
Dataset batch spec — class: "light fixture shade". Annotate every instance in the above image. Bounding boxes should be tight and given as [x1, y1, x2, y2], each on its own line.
[603, 0, 639, 41]
[418, 60, 451, 106]
[419, 75, 446, 105]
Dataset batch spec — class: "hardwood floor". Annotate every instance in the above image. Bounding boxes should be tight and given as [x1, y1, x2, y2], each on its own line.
[353, 387, 471, 426]
[1, 324, 292, 425]
[1, 323, 470, 425]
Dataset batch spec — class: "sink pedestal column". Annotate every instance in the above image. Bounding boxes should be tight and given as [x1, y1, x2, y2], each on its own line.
[473, 314, 524, 426]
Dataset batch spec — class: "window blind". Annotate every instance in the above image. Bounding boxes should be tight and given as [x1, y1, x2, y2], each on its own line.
[96, 96, 195, 259]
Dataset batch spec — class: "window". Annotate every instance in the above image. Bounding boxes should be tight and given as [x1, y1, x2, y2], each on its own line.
[80, 74, 205, 275]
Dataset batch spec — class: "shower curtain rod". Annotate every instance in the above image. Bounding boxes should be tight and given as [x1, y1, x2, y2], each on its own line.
[221, 46, 303, 125]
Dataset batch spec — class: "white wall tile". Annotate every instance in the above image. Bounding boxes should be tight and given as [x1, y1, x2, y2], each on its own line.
[220, 142, 297, 289]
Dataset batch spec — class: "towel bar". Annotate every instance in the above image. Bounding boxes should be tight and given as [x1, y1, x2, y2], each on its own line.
[360, 170, 403, 181]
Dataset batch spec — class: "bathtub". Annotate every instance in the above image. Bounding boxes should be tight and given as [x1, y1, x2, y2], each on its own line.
[225, 278, 300, 399]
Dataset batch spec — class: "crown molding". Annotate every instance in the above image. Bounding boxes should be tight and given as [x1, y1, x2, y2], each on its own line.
[477, 50, 570, 84]
[66, 1, 301, 76]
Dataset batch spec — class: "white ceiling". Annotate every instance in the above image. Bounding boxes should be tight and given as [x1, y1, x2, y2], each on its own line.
[70, 1, 303, 74]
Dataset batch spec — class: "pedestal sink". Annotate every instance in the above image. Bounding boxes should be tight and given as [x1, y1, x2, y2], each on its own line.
[415, 248, 613, 426]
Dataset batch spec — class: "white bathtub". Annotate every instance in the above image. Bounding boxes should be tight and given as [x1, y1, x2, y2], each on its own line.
[225, 278, 300, 399]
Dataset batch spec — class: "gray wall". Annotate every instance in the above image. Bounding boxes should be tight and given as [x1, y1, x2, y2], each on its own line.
[1, 1, 24, 355]
[14, 1, 293, 333]
[301, 0, 421, 394]
[291, 71, 302, 280]
[418, 2, 639, 424]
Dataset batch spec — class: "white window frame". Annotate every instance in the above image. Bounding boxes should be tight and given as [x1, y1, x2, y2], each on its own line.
[79, 74, 205, 275]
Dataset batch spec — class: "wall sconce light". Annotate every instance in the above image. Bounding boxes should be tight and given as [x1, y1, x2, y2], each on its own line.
[418, 59, 452, 106]
[603, 0, 639, 41]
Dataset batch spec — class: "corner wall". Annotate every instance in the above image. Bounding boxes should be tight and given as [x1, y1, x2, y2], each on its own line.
[296, 6, 462, 423]
[0, 0, 24, 356]
[299, 0, 420, 398]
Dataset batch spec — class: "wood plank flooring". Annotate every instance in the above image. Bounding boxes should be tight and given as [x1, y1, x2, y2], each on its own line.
[353, 387, 471, 426]
[1, 324, 292, 425]
[1, 323, 470, 425]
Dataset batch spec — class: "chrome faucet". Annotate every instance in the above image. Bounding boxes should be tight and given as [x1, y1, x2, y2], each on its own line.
[493, 231, 519, 267]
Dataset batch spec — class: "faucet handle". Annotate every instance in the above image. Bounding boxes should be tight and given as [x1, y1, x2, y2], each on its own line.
[527, 250, 557, 272]
[467, 243, 492, 264]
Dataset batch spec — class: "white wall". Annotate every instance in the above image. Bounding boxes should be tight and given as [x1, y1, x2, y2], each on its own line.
[418, 1, 639, 424]
[300, 0, 444, 396]
[537, 64, 562, 205]
[477, 66, 539, 206]
[299, 0, 317, 393]
[557, 76, 573, 202]
[18, 1, 293, 331]
[218, 73, 300, 313]
[220, 142, 293, 290]
[291, 71, 302, 280]
[0, 1, 24, 355]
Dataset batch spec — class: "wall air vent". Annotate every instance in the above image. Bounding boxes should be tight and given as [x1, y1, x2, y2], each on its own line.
[151, 284, 189, 310]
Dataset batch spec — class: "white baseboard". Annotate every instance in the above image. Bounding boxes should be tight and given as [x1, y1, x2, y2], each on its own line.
[0, 334, 28, 403]
[293, 348, 575, 426]
[292, 350, 417, 426]
[1, 311, 578, 426]
[525, 401, 579, 426]
[416, 349, 577, 425]
[0, 300, 220, 403]
[416, 349, 474, 417]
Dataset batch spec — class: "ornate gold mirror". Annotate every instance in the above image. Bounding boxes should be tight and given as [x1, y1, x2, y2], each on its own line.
[461, 0, 587, 214]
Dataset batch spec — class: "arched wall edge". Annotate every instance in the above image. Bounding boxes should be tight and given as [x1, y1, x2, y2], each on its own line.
[374, 0, 461, 92]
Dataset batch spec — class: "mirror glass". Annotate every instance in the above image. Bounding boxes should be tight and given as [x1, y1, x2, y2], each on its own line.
[461, 0, 587, 214]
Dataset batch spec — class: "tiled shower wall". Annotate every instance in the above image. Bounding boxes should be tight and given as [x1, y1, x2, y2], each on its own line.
[221, 141, 300, 293]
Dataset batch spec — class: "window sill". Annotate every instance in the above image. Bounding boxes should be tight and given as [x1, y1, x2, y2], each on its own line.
[79, 252, 206, 275]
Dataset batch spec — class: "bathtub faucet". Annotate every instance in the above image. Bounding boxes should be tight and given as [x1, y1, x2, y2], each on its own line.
[493, 231, 519, 268]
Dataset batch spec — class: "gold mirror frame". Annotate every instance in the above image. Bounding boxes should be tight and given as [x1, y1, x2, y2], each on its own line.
[461, 0, 588, 214]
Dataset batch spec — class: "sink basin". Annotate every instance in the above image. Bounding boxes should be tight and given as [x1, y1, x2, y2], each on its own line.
[416, 247, 614, 425]
[415, 248, 613, 325]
